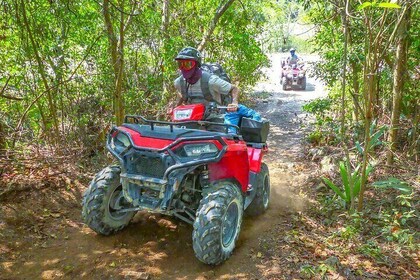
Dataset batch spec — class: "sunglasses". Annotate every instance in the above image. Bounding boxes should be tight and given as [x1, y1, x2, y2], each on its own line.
[178, 60, 196, 71]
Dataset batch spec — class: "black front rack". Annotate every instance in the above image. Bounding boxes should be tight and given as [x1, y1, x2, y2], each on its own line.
[124, 115, 239, 134]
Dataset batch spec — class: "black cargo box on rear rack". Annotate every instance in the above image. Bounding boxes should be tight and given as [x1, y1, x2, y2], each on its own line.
[240, 117, 270, 143]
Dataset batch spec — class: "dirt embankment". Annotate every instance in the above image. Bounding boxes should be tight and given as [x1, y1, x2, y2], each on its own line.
[1, 54, 326, 279]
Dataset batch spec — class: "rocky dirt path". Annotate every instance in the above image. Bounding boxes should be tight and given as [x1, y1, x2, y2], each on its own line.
[1, 53, 327, 279]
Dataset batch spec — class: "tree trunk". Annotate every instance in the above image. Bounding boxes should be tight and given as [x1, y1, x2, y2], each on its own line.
[351, 62, 361, 122]
[115, 0, 125, 125]
[103, 0, 125, 125]
[386, 5, 411, 165]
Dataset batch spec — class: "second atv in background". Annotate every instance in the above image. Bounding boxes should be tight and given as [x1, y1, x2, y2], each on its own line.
[280, 61, 306, 91]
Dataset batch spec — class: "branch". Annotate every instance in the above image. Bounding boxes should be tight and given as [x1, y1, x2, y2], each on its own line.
[15, 34, 103, 132]
[0, 93, 23, 101]
[0, 76, 22, 101]
[197, 0, 236, 52]
[379, 4, 409, 59]
[123, 0, 140, 33]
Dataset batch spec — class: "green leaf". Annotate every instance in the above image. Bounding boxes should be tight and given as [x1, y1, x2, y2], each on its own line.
[368, 126, 386, 150]
[355, 142, 364, 154]
[358, 2, 372, 10]
[323, 177, 347, 201]
[353, 176, 362, 198]
[339, 161, 351, 200]
[377, 3, 401, 9]
[372, 178, 412, 194]
[351, 164, 362, 198]
[366, 164, 374, 176]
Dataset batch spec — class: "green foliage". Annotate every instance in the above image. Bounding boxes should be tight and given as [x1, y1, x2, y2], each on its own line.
[375, 194, 417, 246]
[0, 0, 272, 149]
[323, 161, 373, 208]
[358, 240, 385, 262]
[372, 178, 413, 194]
[355, 122, 387, 154]
[358, 2, 401, 10]
[303, 97, 332, 115]
[299, 264, 316, 279]
[262, 0, 306, 52]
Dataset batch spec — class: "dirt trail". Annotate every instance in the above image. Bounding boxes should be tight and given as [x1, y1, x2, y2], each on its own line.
[1, 53, 327, 279]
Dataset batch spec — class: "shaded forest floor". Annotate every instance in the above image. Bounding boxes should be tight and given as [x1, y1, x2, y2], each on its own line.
[1, 54, 419, 279]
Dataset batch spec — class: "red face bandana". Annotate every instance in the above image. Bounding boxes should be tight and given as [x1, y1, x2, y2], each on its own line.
[179, 60, 201, 83]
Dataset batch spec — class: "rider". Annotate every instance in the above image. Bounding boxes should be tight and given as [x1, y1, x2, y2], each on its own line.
[174, 47, 239, 112]
[286, 48, 299, 66]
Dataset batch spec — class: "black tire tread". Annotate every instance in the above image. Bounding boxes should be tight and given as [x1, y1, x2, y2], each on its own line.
[82, 165, 134, 235]
[246, 163, 270, 216]
[192, 182, 243, 265]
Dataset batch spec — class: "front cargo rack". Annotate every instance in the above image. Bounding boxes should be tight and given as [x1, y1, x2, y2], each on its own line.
[124, 114, 239, 134]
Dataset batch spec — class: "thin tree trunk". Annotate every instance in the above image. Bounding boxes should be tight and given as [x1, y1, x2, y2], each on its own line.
[340, 0, 356, 209]
[358, 47, 378, 212]
[410, 101, 419, 162]
[358, 9, 378, 212]
[351, 62, 361, 122]
[20, 0, 59, 139]
[161, 0, 170, 98]
[197, 0, 236, 52]
[115, 0, 125, 125]
[103, 0, 119, 76]
[162, 0, 169, 37]
[103, 0, 125, 125]
[386, 5, 411, 165]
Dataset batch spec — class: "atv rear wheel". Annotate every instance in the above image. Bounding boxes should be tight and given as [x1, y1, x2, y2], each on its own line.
[82, 165, 135, 235]
[246, 163, 270, 216]
[301, 77, 307, 90]
[192, 182, 244, 265]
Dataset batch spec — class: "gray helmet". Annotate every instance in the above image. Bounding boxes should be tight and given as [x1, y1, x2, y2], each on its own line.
[290, 48, 296, 52]
[175, 47, 202, 65]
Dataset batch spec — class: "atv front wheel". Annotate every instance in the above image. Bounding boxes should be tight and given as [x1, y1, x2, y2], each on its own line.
[246, 163, 270, 216]
[192, 182, 244, 265]
[282, 77, 287, 91]
[82, 165, 135, 235]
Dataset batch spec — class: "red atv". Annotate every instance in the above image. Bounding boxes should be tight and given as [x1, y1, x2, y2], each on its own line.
[82, 103, 270, 265]
[280, 62, 306, 91]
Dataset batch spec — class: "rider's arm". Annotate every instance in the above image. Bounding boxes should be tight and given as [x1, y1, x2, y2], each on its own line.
[226, 85, 239, 112]
[230, 85, 239, 105]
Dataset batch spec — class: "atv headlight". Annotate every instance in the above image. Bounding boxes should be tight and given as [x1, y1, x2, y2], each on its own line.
[173, 109, 193, 121]
[287, 74, 293, 79]
[174, 143, 219, 159]
[111, 132, 131, 153]
[298, 74, 304, 78]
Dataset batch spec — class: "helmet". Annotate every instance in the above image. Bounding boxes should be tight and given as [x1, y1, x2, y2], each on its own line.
[290, 48, 296, 52]
[175, 47, 202, 66]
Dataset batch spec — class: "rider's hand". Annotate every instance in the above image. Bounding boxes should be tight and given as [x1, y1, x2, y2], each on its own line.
[227, 103, 238, 112]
